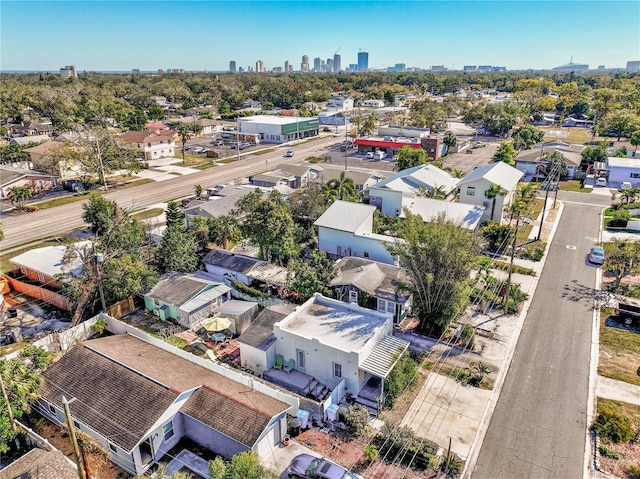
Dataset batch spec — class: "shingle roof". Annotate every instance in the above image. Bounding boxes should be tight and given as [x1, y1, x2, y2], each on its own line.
[10, 135, 50, 146]
[320, 169, 382, 186]
[146, 272, 211, 306]
[330, 257, 411, 303]
[458, 161, 523, 191]
[22, 139, 60, 155]
[0, 165, 57, 186]
[118, 130, 176, 144]
[86, 334, 288, 425]
[202, 249, 262, 274]
[313, 200, 376, 233]
[238, 304, 295, 348]
[39, 345, 178, 452]
[0, 448, 78, 479]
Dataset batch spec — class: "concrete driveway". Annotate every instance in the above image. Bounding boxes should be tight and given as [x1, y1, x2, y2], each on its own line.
[261, 439, 320, 479]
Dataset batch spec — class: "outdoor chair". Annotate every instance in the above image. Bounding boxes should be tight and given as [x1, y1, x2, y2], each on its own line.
[274, 354, 284, 370]
[283, 358, 295, 374]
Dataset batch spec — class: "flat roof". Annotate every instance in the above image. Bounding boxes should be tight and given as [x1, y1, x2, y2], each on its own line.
[277, 293, 391, 353]
[239, 115, 318, 126]
[608, 156, 640, 168]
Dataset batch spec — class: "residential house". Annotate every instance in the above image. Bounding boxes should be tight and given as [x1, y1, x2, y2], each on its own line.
[118, 129, 176, 160]
[458, 162, 524, 223]
[319, 168, 383, 192]
[514, 140, 583, 180]
[607, 156, 640, 188]
[0, 448, 78, 479]
[251, 163, 322, 189]
[314, 200, 398, 265]
[202, 249, 289, 289]
[38, 334, 290, 476]
[330, 257, 412, 323]
[23, 140, 86, 179]
[326, 96, 354, 112]
[255, 294, 410, 415]
[362, 99, 385, 108]
[166, 116, 224, 137]
[0, 165, 58, 199]
[367, 164, 459, 216]
[144, 272, 231, 328]
[9, 135, 51, 146]
[6, 120, 54, 137]
[400, 197, 486, 230]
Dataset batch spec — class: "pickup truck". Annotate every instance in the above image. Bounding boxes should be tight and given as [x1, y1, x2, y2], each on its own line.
[615, 297, 640, 326]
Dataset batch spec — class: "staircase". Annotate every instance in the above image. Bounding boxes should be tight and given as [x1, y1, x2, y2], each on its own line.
[302, 377, 330, 401]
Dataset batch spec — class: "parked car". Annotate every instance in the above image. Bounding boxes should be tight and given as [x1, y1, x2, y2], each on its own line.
[212, 140, 224, 146]
[284, 149, 294, 157]
[288, 454, 356, 479]
[619, 181, 633, 191]
[193, 147, 206, 154]
[365, 152, 374, 159]
[472, 142, 486, 149]
[588, 246, 605, 265]
[615, 297, 640, 326]
[595, 177, 608, 187]
[332, 132, 341, 137]
[323, 127, 332, 132]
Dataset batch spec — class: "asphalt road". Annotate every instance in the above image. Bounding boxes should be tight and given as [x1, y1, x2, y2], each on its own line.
[472, 191, 610, 479]
[0, 136, 340, 251]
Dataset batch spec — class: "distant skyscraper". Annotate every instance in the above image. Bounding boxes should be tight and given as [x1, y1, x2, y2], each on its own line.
[301, 55, 309, 72]
[357, 51, 368, 72]
[326, 58, 333, 72]
[256, 60, 265, 73]
[131, 68, 140, 74]
[314, 57, 321, 72]
[333, 54, 341, 72]
[59, 65, 77, 78]
[229, 61, 237, 73]
[285, 60, 290, 72]
[626, 61, 640, 71]
[394, 63, 405, 72]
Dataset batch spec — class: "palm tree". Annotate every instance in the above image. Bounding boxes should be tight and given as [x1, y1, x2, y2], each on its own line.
[426, 185, 447, 199]
[484, 184, 507, 222]
[194, 184, 203, 200]
[8, 186, 32, 210]
[177, 124, 191, 165]
[469, 360, 492, 385]
[208, 215, 241, 250]
[323, 172, 357, 202]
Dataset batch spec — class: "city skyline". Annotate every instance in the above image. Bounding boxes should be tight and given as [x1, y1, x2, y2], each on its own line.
[1, 1, 638, 72]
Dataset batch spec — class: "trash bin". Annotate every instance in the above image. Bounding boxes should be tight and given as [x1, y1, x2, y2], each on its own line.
[288, 418, 301, 437]
[337, 406, 349, 423]
[296, 409, 310, 429]
[326, 404, 339, 421]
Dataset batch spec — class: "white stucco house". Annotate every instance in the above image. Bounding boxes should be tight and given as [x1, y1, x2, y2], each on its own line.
[118, 130, 176, 160]
[314, 200, 398, 265]
[367, 164, 459, 216]
[241, 294, 409, 416]
[362, 99, 385, 108]
[458, 162, 524, 223]
[607, 156, 640, 188]
[326, 96, 354, 112]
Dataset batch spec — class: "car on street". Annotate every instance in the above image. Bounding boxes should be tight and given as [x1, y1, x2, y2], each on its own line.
[288, 454, 356, 479]
[588, 246, 605, 265]
[284, 149, 294, 157]
[212, 140, 224, 146]
[323, 127, 332, 132]
[332, 132, 341, 137]
[193, 147, 207, 154]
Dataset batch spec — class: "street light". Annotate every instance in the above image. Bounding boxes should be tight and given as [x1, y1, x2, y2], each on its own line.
[95, 252, 107, 312]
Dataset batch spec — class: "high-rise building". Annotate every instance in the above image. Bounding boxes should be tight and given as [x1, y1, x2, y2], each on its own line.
[301, 55, 309, 72]
[256, 60, 265, 73]
[59, 65, 77, 78]
[229, 61, 237, 73]
[333, 54, 341, 72]
[326, 58, 333, 72]
[132, 69, 140, 74]
[357, 51, 368, 72]
[626, 61, 640, 71]
[314, 57, 322, 72]
[394, 63, 406, 72]
[284, 60, 290, 72]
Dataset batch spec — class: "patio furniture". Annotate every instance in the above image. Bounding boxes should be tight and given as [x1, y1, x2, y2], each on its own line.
[210, 332, 226, 343]
[274, 354, 284, 370]
[283, 358, 295, 373]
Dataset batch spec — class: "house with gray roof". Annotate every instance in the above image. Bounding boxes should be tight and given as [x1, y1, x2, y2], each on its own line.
[0, 447, 78, 479]
[330, 257, 413, 323]
[458, 162, 524, 223]
[319, 168, 383, 192]
[38, 334, 290, 476]
[515, 140, 583, 180]
[203, 249, 289, 288]
[401, 196, 486, 230]
[143, 272, 231, 327]
[314, 200, 398, 265]
[0, 165, 59, 199]
[9, 135, 51, 146]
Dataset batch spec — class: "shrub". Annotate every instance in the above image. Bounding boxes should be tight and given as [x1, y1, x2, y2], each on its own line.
[593, 409, 634, 443]
[522, 246, 544, 261]
[383, 353, 418, 408]
[598, 445, 619, 459]
[627, 462, 640, 479]
[363, 444, 379, 462]
[440, 455, 463, 477]
[343, 405, 370, 438]
[458, 324, 475, 350]
[610, 209, 631, 227]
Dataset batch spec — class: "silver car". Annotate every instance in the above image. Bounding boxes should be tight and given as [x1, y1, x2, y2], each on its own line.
[288, 454, 355, 479]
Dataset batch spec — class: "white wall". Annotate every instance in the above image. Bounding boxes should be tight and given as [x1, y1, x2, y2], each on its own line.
[368, 187, 403, 216]
[459, 178, 513, 223]
[609, 167, 640, 187]
[317, 228, 396, 265]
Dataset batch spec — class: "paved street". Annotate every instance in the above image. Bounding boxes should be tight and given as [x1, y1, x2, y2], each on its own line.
[472, 191, 610, 479]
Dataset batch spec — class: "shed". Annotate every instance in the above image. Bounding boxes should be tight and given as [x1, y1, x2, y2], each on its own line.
[213, 300, 259, 334]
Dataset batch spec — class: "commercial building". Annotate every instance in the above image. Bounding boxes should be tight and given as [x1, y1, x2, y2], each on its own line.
[229, 60, 237, 73]
[314, 57, 321, 72]
[626, 61, 640, 71]
[333, 53, 341, 72]
[301, 55, 309, 72]
[238, 115, 319, 144]
[59, 65, 77, 78]
[358, 51, 369, 72]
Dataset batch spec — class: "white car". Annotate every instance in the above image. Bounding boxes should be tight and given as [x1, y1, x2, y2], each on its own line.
[365, 152, 374, 159]
[332, 132, 341, 137]
[595, 177, 607, 187]
[284, 150, 294, 157]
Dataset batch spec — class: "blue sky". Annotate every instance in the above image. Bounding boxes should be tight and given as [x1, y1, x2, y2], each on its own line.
[1, 1, 638, 72]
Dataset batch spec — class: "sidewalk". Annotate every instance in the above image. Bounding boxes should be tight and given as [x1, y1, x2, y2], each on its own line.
[595, 375, 640, 406]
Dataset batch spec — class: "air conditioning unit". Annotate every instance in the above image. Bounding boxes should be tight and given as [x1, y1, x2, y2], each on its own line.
[482, 201, 489, 207]
[152, 310, 160, 317]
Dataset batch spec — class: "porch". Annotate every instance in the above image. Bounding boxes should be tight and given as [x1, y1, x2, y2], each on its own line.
[263, 368, 331, 402]
[340, 376, 383, 416]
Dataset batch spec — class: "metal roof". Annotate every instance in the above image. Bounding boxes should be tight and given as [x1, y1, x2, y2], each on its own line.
[314, 200, 376, 233]
[360, 335, 410, 379]
[248, 262, 290, 286]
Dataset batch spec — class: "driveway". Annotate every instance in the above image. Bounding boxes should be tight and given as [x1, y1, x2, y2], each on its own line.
[261, 439, 319, 478]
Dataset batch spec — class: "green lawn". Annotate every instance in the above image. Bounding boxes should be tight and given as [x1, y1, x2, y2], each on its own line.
[540, 126, 605, 146]
[131, 208, 165, 221]
[559, 180, 592, 193]
[598, 311, 640, 386]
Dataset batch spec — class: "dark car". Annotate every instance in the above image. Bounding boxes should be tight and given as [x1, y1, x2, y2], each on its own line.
[288, 454, 356, 479]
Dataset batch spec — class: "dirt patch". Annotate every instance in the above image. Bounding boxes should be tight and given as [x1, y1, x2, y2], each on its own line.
[296, 429, 436, 479]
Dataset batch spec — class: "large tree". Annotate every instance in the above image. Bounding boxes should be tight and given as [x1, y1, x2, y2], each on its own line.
[7, 185, 32, 209]
[287, 250, 335, 301]
[492, 141, 517, 165]
[395, 145, 427, 171]
[388, 211, 481, 335]
[158, 224, 199, 273]
[234, 190, 296, 263]
[599, 109, 640, 141]
[511, 124, 545, 150]
[206, 215, 242, 250]
[603, 240, 640, 290]
[322, 172, 358, 202]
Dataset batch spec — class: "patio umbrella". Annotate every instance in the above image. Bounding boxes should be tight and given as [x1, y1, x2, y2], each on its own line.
[202, 316, 231, 332]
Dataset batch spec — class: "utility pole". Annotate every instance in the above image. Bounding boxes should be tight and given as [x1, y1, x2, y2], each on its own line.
[95, 252, 107, 312]
[62, 396, 87, 479]
[504, 208, 522, 314]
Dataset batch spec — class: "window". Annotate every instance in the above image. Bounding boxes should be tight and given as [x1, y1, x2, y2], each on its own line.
[73, 420, 80, 429]
[163, 421, 175, 441]
[349, 290, 358, 304]
[296, 349, 305, 370]
[148, 143, 152, 147]
[109, 443, 118, 454]
[48, 403, 56, 415]
[631, 173, 640, 179]
[467, 186, 475, 196]
[38, 272, 45, 283]
[377, 299, 396, 314]
[333, 362, 342, 378]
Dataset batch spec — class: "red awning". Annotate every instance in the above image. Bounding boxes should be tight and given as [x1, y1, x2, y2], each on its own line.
[354, 139, 422, 149]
